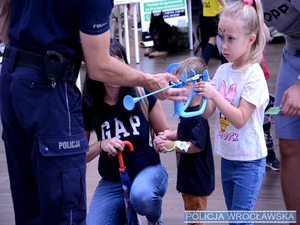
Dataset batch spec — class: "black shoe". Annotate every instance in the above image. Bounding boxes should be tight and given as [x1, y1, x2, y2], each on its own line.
[266, 158, 280, 171]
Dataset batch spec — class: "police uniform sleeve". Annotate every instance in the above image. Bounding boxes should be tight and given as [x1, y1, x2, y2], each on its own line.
[79, 0, 113, 35]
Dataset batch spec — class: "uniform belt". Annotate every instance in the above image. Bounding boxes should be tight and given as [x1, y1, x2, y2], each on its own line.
[3, 48, 43, 69]
[3, 48, 82, 82]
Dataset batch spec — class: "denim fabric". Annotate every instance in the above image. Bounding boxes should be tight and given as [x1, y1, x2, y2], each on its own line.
[274, 47, 300, 140]
[221, 158, 266, 225]
[87, 164, 168, 225]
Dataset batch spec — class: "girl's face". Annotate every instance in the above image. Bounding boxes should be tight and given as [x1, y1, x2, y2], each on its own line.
[218, 17, 256, 68]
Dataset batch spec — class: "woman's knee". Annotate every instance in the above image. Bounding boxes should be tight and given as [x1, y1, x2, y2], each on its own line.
[130, 187, 162, 216]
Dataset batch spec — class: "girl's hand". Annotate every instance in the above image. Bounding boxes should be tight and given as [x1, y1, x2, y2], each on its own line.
[194, 81, 218, 100]
[101, 137, 124, 157]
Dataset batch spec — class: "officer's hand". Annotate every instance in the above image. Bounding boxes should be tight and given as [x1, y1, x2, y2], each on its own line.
[148, 73, 187, 101]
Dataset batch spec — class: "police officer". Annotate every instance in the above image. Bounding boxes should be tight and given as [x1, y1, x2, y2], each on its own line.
[0, 1, 184, 224]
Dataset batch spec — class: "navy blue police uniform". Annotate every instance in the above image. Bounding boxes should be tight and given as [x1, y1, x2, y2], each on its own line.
[0, 0, 113, 224]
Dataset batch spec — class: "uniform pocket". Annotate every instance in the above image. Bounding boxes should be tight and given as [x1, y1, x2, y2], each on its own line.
[38, 133, 87, 157]
[38, 134, 87, 209]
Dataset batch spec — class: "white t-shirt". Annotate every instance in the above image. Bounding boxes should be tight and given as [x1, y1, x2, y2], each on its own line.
[212, 63, 269, 161]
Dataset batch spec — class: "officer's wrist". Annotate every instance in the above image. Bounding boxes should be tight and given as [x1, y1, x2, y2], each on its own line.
[298, 74, 300, 80]
[143, 73, 155, 91]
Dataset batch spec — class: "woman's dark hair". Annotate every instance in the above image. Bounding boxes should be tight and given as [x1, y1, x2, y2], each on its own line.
[82, 38, 135, 130]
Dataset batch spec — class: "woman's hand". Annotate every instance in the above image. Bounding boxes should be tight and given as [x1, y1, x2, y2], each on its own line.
[153, 132, 168, 153]
[101, 137, 124, 157]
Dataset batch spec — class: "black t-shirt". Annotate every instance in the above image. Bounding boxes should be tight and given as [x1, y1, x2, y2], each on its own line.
[176, 105, 215, 196]
[9, 0, 113, 57]
[82, 90, 161, 182]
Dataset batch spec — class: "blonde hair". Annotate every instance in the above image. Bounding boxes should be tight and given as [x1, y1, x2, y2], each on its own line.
[174, 57, 207, 79]
[220, 0, 266, 65]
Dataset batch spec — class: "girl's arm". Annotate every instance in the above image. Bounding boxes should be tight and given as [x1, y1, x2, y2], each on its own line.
[212, 92, 256, 128]
[202, 98, 216, 119]
[197, 81, 256, 128]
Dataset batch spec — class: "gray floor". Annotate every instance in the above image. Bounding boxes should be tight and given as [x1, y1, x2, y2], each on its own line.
[0, 39, 286, 225]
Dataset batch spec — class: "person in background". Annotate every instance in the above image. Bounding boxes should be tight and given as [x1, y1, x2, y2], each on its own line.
[263, 94, 280, 171]
[154, 57, 215, 225]
[262, 1, 300, 223]
[195, 1, 268, 224]
[83, 39, 169, 225]
[200, 0, 226, 65]
[0, 1, 185, 224]
[260, 28, 280, 171]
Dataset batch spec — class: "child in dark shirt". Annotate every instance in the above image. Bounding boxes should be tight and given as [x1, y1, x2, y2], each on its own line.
[154, 57, 215, 225]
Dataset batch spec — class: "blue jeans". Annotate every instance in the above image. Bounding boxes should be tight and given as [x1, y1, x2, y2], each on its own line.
[87, 164, 168, 225]
[221, 158, 266, 225]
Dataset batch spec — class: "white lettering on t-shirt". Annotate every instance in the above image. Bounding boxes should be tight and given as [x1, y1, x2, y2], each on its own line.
[129, 115, 141, 135]
[115, 118, 130, 138]
[101, 121, 111, 140]
[100, 116, 142, 139]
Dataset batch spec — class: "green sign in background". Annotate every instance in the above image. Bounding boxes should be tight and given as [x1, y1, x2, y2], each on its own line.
[143, 0, 185, 22]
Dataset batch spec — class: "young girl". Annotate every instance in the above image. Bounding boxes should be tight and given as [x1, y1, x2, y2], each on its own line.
[82, 39, 169, 225]
[195, 0, 268, 223]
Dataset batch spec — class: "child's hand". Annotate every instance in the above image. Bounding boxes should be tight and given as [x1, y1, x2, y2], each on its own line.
[153, 136, 163, 153]
[156, 139, 176, 153]
[194, 81, 217, 100]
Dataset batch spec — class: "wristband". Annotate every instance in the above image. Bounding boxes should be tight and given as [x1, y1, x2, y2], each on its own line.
[175, 141, 190, 152]
[162, 142, 176, 152]
[162, 141, 190, 153]
[298, 74, 300, 80]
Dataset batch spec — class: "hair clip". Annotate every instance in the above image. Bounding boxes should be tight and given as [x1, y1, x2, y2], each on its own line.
[243, 0, 254, 6]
